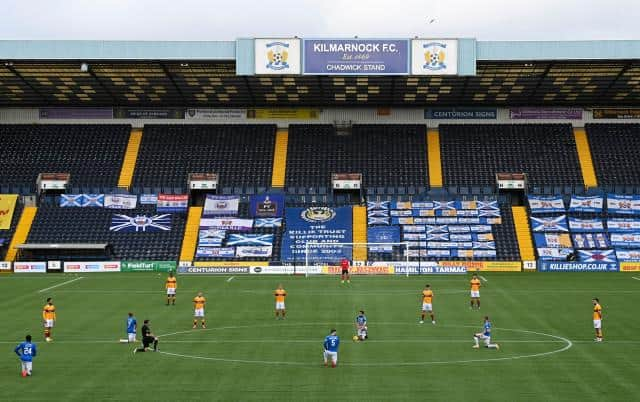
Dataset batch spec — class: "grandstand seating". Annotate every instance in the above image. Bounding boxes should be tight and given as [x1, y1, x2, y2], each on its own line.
[132, 125, 276, 192]
[0, 125, 131, 192]
[0, 201, 24, 260]
[586, 124, 640, 187]
[439, 124, 583, 189]
[25, 203, 186, 261]
[285, 124, 429, 192]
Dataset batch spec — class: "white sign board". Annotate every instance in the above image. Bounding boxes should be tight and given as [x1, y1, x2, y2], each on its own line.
[411, 39, 458, 75]
[255, 38, 301, 75]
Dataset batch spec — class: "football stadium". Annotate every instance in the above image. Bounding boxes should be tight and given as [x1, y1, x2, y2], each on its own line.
[1, 33, 640, 400]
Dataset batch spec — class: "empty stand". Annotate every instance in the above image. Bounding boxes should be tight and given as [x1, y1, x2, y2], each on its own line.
[586, 124, 640, 186]
[440, 124, 582, 189]
[26, 204, 186, 261]
[0, 125, 131, 191]
[285, 125, 429, 191]
[132, 125, 276, 192]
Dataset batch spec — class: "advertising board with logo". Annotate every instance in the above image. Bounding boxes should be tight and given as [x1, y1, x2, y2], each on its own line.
[538, 262, 619, 272]
[185, 108, 246, 120]
[255, 38, 301, 75]
[304, 39, 409, 75]
[0, 261, 11, 271]
[177, 266, 251, 275]
[63, 261, 121, 273]
[425, 107, 496, 119]
[411, 39, 458, 75]
[438, 261, 521, 272]
[121, 261, 177, 272]
[14, 262, 47, 273]
[323, 265, 394, 275]
[617, 262, 640, 272]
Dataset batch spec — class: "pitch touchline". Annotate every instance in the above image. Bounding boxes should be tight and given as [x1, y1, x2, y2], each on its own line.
[632, 277, 640, 281]
[37, 276, 84, 293]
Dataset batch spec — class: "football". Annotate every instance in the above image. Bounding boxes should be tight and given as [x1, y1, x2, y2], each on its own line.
[352, 335, 358, 341]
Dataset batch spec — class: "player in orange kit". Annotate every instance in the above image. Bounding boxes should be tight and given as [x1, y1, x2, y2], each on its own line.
[274, 284, 287, 320]
[193, 292, 206, 329]
[42, 298, 56, 342]
[592, 298, 603, 342]
[420, 284, 435, 324]
[165, 271, 177, 305]
[470, 274, 481, 310]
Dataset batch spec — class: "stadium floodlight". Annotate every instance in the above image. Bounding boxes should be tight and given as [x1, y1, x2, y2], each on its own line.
[303, 242, 410, 277]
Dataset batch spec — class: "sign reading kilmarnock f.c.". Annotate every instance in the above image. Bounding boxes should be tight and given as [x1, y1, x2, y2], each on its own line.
[411, 39, 458, 75]
[303, 39, 409, 75]
[254, 38, 301, 75]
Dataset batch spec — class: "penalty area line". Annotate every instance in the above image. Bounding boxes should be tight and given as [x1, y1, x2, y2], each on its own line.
[226, 276, 235, 282]
[37, 276, 84, 293]
[479, 275, 488, 282]
[632, 277, 640, 281]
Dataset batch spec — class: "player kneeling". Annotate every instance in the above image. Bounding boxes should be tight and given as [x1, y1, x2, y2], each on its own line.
[134, 319, 158, 353]
[323, 329, 340, 368]
[473, 316, 499, 350]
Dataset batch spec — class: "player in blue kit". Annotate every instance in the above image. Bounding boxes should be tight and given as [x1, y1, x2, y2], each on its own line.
[15, 334, 37, 377]
[473, 316, 500, 350]
[119, 313, 137, 343]
[355, 310, 368, 341]
[323, 329, 340, 368]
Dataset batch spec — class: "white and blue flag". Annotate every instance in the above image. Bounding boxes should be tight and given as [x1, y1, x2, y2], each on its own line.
[110, 214, 171, 232]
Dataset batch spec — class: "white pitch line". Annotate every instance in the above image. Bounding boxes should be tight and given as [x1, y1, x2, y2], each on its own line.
[479, 275, 488, 282]
[226, 276, 235, 282]
[37, 276, 84, 293]
[632, 277, 640, 281]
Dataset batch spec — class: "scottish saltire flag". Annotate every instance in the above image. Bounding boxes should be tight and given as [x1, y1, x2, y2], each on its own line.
[367, 209, 390, 218]
[427, 232, 449, 241]
[433, 201, 455, 210]
[478, 209, 501, 217]
[473, 241, 496, 250]
[578, 249, 617, 263]
[528, 196, 565, 214]
[470, 225, 493, 233]
[607, 194, 640, 215]
[477, 200, 498, 210]
[568, 218, 605, 232]
[531, 215, 568, 232]
[82, 194, 105, 207]
[368, 216, 390, 225]
[226, 233, 274, 246]
[537, 247, 573, 261]
[610, 233, 640, 248]
[572, 233, 609, 249]
[254, 218, 283, 228]
[110, 214, 171, 232]
[569, 195, 603, 213]
[615, 249, 640, 261]
[606, 218, 640, 232]
[367, 201, 390, 211]
[198, 229, 226, 246]
[426, 225, 448, 233]
[60, 194, 84, 207]
[534, 233, 572, 248]
[402, 225, 426, 232]
[403, 233, 427, 240]
[450, 233, 472, 242]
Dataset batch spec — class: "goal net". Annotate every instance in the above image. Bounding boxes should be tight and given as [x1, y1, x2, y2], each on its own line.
[303, 242, 410, 276]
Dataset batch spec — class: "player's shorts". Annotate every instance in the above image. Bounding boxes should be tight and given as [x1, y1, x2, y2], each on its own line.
[44, 319, 54, 328]
[275, 301, 285, 310]
[142, 336, 156, 348]
[128, 333, 136, 343]
[470, 290, 480, 298]
[341, 269, 349, 275]
[194, 308, 205, 317]
[593, 319, 602, 329]
[422, 302, 433, 312]
[21, 361, 32, 373]
[324, 350, 338, 363]
[357, 327, 367, 337]
[166, 288, 176, 296]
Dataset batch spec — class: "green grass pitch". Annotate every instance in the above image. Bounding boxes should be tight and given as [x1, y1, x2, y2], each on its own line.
[1, 272, 639, 401]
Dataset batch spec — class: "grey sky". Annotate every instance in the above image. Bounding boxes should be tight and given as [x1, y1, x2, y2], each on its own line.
[1, 0, 638, 41]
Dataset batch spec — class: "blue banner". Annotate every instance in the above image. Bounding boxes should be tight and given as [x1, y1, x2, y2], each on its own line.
[109, 214, 171, 232]
[367, 226, 400, 252]
[606, 218, 640, 232]
[280, 206, 352, 262]
[528, 195, 565, 214]
[368, 217, 390, 225]
[254, 218, 283, 228]
[568, 218, 605, 232]
[569, 195, 603, 213]
[572, 233, 609, 249]
[303, 39, 409, 75]
[607, 194, 640, 215]
[367, 201, 390, 210]
[195, 247, 235, 258]
[249, 193, 284, 218]
[610, 233, 640, 248]
[538, 261, 619, 272]
[531, 215, 568, 232]
[424, 108, 497, 120]
[534, 233, 573, 248]
[198, 229, 226, 246]
[577, 249, 617, 263]
[227, 233, 274, 246]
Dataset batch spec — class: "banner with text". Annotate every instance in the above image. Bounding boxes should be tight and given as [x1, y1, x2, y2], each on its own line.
[0, 194, 18, 230]
[249, 193, 285, 218]
[203, 195, 239, 217]
[157, 194, 188, 213]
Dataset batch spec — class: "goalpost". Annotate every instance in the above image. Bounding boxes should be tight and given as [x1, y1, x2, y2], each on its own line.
[303, 242, 411, 277]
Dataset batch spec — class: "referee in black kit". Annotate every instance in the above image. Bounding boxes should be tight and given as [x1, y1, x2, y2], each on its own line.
[133, 319, 158, 353]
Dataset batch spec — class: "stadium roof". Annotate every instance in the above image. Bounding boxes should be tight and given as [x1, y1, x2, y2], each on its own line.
[0, 39, 639, 107]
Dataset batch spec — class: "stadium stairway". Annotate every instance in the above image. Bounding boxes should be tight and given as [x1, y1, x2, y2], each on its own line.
[573, 127, 598, 189]
[5, 206, 37, 262]
[271, 128, 289, 188]
[179, 206, 202, 263]
[352, 206, 367, 261]
[427, 128, 443, 188]
[117, 128, 143, 189]
[511, 206, 535, 262]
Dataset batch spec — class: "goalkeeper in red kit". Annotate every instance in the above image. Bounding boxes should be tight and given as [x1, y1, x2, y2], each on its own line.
[340, 258, 350, 284]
